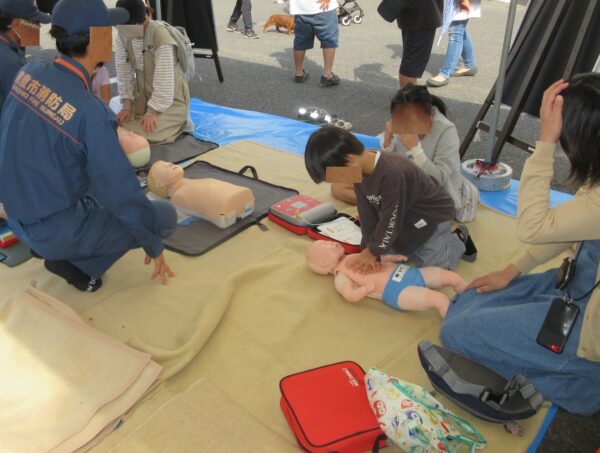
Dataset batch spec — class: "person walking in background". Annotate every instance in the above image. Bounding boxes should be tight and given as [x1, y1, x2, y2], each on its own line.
[378, 0, 443, 87]
[427, 0, 479, 87]
[291, 0, 340, 87]
[226, 0, 259, 39]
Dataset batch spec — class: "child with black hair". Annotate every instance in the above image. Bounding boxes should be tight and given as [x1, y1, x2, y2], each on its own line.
[92, 62, 110, 104]
[305, 126, 476, 272]
[332, 85, 479, 223]
[382, 85, 479, 222]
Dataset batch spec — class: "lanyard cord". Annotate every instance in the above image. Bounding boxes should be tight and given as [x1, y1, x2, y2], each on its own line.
[566, 241, 600, 302]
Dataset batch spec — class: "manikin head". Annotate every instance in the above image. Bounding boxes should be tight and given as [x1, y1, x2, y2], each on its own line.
[147, 160, 185, 198]
[118, 128, 150, 168]
[306, 240, 346, 275]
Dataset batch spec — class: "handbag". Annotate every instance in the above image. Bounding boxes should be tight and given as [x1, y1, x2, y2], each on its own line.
[280, 361, 387, 453]
[366, 368, 487, 453]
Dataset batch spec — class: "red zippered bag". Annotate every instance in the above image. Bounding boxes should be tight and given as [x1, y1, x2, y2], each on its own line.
[280, 361, 386, 453]
[268, 211, 361, 254]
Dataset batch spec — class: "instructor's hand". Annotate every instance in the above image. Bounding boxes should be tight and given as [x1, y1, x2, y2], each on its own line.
[117, 108, 133, 125]
[145, 253, 176, 285]
[141, 111, 158, 134]
[467, 264, 520, 294]
[539, 79, 569, 144]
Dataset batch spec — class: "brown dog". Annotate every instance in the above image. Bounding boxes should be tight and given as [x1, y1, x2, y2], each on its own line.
[263, 14, 295, 35]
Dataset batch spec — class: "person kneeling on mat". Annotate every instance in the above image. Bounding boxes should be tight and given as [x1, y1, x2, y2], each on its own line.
[305, 126, 476, 272]
[114, 0, 192, 145]
[0, 0, 177, 292]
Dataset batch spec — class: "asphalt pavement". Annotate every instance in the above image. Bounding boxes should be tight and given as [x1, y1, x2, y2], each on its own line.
[31, 0, 574, 194]
[192, 0, 573, 193]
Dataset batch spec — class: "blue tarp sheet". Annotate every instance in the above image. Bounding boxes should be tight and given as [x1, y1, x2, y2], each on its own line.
[189, 98, 573, 217]
[190, 98, 381, 155]
[480, 179, 573, 218]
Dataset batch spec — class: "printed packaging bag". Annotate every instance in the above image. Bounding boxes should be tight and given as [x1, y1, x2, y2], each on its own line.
[365, 368, 487, 453]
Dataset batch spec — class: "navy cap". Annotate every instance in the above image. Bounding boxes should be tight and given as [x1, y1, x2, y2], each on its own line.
[52, 0, 129, 36]
[0, 0, 52, 24]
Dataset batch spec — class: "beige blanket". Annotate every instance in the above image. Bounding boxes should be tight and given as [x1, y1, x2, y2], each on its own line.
[0, 141, 560, 452]
[0, 286, 161, 452]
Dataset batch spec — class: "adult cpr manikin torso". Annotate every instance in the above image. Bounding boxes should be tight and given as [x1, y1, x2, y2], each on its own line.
[148, 160, 255, 228]
[118, 127, 150, 168]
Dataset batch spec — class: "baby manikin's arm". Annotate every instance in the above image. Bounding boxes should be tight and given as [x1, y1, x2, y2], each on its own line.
[334, 272, 374, 303]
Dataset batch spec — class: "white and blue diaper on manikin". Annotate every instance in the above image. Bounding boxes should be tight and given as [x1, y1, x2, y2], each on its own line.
[382, 264, 426, 310]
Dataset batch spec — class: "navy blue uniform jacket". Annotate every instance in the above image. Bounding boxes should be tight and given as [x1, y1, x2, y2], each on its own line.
[0, 55, 164, 259]
[0, 33, 26, 119]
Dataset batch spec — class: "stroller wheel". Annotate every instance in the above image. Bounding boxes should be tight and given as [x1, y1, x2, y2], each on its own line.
[341, 15, 352, 26]
[352, 14, 362, 24]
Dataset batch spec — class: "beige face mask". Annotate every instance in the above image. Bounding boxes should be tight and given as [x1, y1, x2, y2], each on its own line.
[12, 19, 41, 47]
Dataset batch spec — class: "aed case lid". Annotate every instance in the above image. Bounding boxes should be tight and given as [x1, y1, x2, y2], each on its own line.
[270, 195, 337, 227]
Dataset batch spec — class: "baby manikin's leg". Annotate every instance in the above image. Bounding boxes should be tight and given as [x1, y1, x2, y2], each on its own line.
[419, 267, 467, 294]
[397, 286, 450, 318]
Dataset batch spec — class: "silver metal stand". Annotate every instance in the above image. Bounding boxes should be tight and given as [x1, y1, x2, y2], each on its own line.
[155, 0, 162, 20]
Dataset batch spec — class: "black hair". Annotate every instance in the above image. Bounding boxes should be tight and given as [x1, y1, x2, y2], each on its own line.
[304, 126, 365, 183]
[36, 0, 59, 14]
[50, 25, 89, 58]
[0, 16, 12, 31]
[560, 73, 600, 187]
[116, 0, 147, 25]
[390, 84, 448, 118]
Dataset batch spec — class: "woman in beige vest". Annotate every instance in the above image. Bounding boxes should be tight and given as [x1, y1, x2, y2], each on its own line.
[114, 0, 191, 144]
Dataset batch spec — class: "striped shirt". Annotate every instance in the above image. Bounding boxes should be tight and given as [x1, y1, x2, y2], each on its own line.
[115, 37, 176, 113]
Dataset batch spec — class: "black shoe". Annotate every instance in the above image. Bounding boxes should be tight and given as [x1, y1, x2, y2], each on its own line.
[453, 225, 477, 262]
[294, 69, 309, 83]
[44, 260, 103, 292]
[320, 73, 340, 87]
[30, 248, 43, 259]
[226, 23, 240, 32]
[243, 29, 259, 39]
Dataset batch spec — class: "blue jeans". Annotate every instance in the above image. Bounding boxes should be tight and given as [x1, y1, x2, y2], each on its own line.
[440, 20, 476, 78]
[440, 240, 600, 416]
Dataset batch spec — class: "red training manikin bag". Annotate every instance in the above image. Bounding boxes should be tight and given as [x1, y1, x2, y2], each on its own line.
[280, 361, 386, 453]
